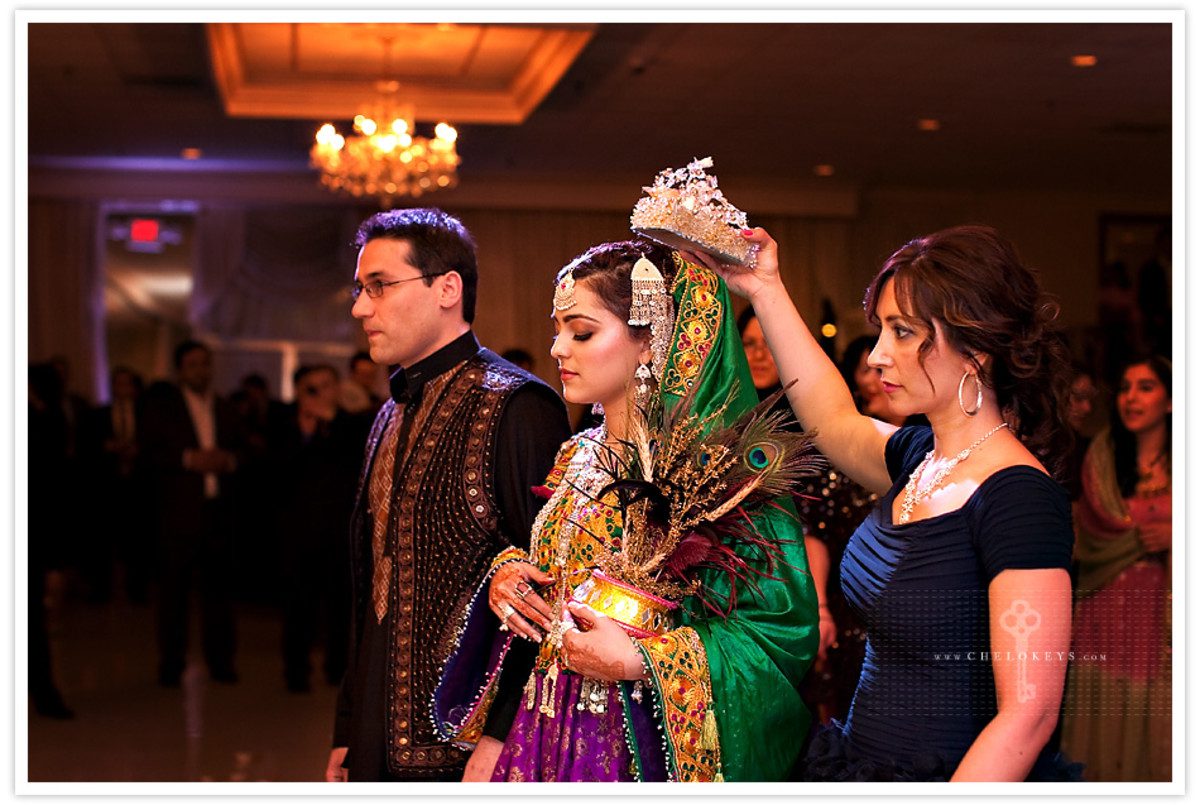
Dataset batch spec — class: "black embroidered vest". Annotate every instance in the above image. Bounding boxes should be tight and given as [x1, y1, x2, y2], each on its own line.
[349, 349, 532, 776]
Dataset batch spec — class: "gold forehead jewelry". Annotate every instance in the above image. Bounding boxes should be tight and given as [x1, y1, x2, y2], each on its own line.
[554, 270, 578, 311]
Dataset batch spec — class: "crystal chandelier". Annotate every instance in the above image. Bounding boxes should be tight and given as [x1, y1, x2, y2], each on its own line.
[310, 76, 460, 207]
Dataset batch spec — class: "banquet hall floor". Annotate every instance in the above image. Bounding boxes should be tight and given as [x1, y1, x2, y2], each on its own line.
[27, 579, 340, 783]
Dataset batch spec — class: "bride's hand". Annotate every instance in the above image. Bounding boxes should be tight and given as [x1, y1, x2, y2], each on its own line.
[489, 561, 554, 642]
[560, 601, 647, 682]
[680, 227, 782, 303]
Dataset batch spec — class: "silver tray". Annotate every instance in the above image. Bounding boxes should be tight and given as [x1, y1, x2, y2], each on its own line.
[632, 226, 754, 268]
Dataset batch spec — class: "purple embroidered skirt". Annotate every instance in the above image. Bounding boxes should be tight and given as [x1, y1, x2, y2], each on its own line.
[492, 669, 667, 782]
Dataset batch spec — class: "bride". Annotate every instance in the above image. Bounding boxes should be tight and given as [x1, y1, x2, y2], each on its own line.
[433, 238, 819, 782]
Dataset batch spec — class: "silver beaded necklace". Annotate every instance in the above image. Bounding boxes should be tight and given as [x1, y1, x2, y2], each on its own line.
[898, 422, 1009, 524]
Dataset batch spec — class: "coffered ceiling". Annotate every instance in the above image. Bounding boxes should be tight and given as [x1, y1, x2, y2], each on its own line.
[25, 20, 1173, 201]
[206, 22, 594, 123]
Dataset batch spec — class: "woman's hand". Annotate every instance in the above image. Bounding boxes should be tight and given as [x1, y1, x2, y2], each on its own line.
[680, 227, 783, 304]
[489, 561, 554, 642]
[1139, 521, 1172, 553]
[560, 601, 647, 682]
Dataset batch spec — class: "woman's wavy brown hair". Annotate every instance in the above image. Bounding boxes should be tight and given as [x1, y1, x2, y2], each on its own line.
[862, 224, 1074, 479]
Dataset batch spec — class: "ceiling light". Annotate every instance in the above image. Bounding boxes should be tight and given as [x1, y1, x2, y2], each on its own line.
[814, 164, 835, 177]
[310, 37, 460, 206]
[312, 97, 459, 205]
[180, 147, 202, 160]
[917, 118, 941, 132]
[1072, 54, 1098, 67]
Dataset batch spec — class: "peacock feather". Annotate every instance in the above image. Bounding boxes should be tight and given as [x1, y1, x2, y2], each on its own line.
[591, 380, 826, 616]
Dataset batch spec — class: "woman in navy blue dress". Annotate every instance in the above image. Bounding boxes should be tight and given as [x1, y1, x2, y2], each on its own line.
[686, 225, 1077, 781]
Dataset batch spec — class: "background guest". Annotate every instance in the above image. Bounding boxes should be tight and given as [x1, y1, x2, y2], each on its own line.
[1062, 365, 1100, 501]
[81, 366, 151, 604]
[28, 363, 76, 719]
[140, 340, 243, 687]
[229, 373, 287, 605]
[338, 351, 384, 416]
[270, 364, 367, 693]
[1062, 355, 1171, 781]
[839, 334, 906, 427]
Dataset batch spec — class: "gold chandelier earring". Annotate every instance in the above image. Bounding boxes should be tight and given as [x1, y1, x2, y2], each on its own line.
[958, 371, 983, 417]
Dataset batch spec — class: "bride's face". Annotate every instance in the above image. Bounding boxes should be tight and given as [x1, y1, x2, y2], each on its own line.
[550, 281, 648, 410]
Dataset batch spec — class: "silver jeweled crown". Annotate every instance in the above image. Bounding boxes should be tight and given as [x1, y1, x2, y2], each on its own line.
[629, 156, 758, 267]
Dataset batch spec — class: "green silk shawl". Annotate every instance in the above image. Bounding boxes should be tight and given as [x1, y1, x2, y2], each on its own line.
[646, 255, 819, 781]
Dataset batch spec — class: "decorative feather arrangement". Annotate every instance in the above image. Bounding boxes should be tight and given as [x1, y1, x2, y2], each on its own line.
[591, 380, 826, 617]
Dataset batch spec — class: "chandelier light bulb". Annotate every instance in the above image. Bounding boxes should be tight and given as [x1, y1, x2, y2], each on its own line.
[356, 116, 378, 136]
[391, 118, 409, 135]
[376, 134, 398, 154]
[434, 122, 458, 143]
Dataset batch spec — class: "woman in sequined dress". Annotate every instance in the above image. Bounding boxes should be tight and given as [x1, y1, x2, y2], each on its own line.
[433, 240, 818, 781]
[1061, 356, 1171, 780]
[693, 224, 1079, 781]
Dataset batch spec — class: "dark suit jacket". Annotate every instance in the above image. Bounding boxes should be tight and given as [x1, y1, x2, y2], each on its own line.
[139, 381, 242, 538]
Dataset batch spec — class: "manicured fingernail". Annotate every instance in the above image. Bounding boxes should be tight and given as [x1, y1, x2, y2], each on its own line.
[742, 228, 754, 236]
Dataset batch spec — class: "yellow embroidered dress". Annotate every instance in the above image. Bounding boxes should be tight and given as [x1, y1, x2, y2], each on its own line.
[434, 259, 819, 781]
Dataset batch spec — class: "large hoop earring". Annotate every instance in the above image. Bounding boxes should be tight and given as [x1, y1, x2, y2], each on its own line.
[958, 371, 982, 417]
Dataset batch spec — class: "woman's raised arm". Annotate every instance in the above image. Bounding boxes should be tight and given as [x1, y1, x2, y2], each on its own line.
[694, 228, 896, 494]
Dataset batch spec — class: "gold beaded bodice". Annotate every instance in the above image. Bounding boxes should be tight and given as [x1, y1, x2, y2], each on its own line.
[527, 428, 624, 669]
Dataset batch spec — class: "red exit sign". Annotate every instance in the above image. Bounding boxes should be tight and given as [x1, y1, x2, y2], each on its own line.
[129, 218, 160, 243]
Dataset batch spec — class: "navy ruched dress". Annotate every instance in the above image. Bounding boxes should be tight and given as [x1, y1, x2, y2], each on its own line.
[800, 426, 1078, 781]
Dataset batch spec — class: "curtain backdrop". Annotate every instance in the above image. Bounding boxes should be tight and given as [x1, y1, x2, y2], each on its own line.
[28, 198, 103, 400]
[192, 204, 362, 344]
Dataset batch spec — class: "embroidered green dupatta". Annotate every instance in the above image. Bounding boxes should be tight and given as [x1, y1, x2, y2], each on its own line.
[633, 256, 819, 781]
